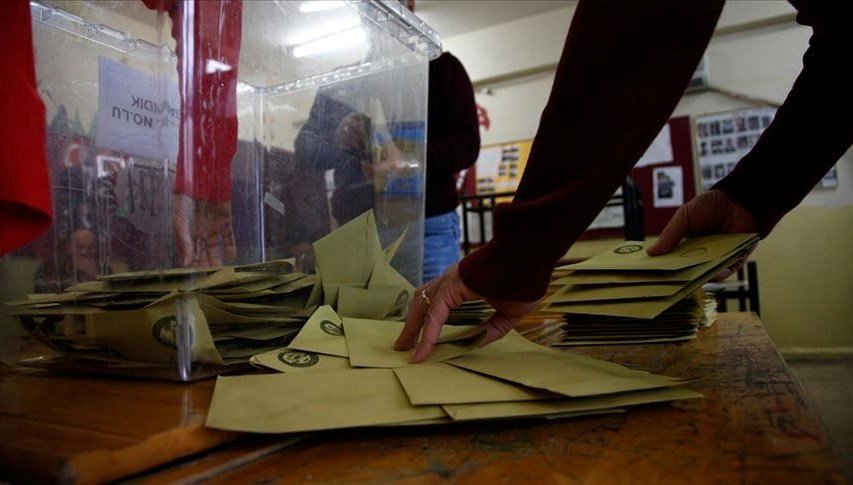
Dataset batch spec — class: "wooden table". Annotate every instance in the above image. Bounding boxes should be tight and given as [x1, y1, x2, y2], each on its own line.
[0, 313, 846, 483]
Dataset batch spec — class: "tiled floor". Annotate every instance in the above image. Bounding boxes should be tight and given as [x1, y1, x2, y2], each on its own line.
[787, 359, 853, 478]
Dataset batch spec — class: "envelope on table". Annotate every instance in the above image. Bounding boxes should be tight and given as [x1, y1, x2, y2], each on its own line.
[250, 347, 352, 373]
[393, 362, 559, 405]
[441, 387, 702, 421]
[313, 210, 383, 306]
[288, 305, 348, 357]
[561, 234, 757, 271]
[383, 223, 409, 263]
[545, 283, 686, 304]
[337, 286, 409, 320]
[205, 369, 446, 433]
[545, 252, 744, 318]
[446, 333, 681, 398]
[552, 253, 738, 286]
[343, 318, 483, 368]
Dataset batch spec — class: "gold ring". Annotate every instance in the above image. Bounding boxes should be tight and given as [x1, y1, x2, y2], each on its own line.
[421, 288, 432, 307]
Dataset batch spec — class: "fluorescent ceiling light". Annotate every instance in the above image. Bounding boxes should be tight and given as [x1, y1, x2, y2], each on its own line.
[293, 27, 367, 58]
[299, 1, 347, 13]
[286, 14, 361, 45]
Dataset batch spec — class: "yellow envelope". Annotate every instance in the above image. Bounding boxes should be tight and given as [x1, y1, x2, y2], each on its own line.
[544, 253, 742, 319]
[560, 234, 757, 271]
[313, 210, 383, 307]
[288, 305, 348, 357]
[383, 224, 409, 263]
[393, 362, 559, 405]
[250, 347, 352, 373]
[205, 369, 446, 433]
[447, 333, 681, 398]
[552, 253, 731, 285]
[545, 282, 686, 304]
[343, 318, 483, 368]
[441, 387, 702, 421]
[337, 286, 409, 320]
[82, 294, 223, 365]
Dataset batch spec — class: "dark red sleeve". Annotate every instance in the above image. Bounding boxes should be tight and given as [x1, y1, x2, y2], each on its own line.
[0, 0, 52, 256]
[458, 0, 724, 301]
[713, 1, 853, 236]
[143, 0, 242, 202]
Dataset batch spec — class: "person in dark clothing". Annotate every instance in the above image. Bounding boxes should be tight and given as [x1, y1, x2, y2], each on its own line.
[396, 0, 853, 362]
[422, 51, 480, 281]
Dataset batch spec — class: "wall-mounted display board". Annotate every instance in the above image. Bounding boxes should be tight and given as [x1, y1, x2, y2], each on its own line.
[473, 140, 532, 197]
[695, 106, 838, 193]
[694, 107, 776, 192]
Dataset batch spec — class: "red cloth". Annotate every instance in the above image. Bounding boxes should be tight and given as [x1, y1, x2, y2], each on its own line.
[0, 1, 52, 256]
[460, 0, 852, 302]
[143, 0, 242, 201]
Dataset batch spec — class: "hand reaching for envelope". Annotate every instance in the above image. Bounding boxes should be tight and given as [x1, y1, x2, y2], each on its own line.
[647, 189, 759, 280]
[395, 189, 762, 362]
[173, 193, 237, 267]
[394, 264, 539, 363]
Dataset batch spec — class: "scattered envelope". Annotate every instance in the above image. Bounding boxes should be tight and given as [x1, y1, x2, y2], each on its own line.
[288, 305, 348, 357]
[442, 387, 703, 421]
[393, 362, 559, 405]
[343, 318, 483, 368]
[446, 333, 681, 398]
[250, 347, 352, 373]
[205, 369, 446, 433]
[313, 210, 383, 307]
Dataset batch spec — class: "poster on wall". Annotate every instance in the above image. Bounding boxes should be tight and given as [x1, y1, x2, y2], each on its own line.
[694, 107, 776, 191]
[475, 140, 532, 197]
[652, 166, 684, 208]
[474, 146, 501, 194]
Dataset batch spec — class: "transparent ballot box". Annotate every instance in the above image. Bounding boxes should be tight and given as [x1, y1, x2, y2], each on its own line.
[0, 0, 439, 380]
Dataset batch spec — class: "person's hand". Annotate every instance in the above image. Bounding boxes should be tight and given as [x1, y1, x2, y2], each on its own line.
[647, 189, 759, 280]
[394, 264, 539, 363]
[173, 193, 237, 267]
[361, 142, 403, 180]
[336, 113, 369, 151]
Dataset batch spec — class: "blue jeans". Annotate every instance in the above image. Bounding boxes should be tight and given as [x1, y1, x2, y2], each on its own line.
[423, 211, 461, 283]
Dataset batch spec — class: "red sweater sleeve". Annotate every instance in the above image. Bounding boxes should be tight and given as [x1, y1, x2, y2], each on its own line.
[458, 0, 724, 301]
[713, 1, 853, 235]
[0, 0, 52, 256]
[144, 0, 242, 201]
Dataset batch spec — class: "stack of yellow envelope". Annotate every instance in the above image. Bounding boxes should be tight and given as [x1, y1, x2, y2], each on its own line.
[7, 261, 314, 368]
[541, 234, 756, 345]
[6, 210, 493, 377]
[206, 306, 701, 433]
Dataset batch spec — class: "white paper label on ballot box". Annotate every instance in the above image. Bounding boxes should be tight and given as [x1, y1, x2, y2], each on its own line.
[96, 57, 180, 162]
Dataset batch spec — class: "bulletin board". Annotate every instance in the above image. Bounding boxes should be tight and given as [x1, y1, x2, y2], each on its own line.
[694, 107, 776, 191]
[694, 106, 839, 192]
[473, 139, 532, 198]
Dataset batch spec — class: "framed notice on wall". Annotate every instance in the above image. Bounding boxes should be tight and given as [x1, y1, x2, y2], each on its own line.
[473, 140, 532, 196]
[694, 107, 776, 192]
[695, 106, 839, 192]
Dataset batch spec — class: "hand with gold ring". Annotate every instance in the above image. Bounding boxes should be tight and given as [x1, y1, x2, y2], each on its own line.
[394, 264, 539, 363]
